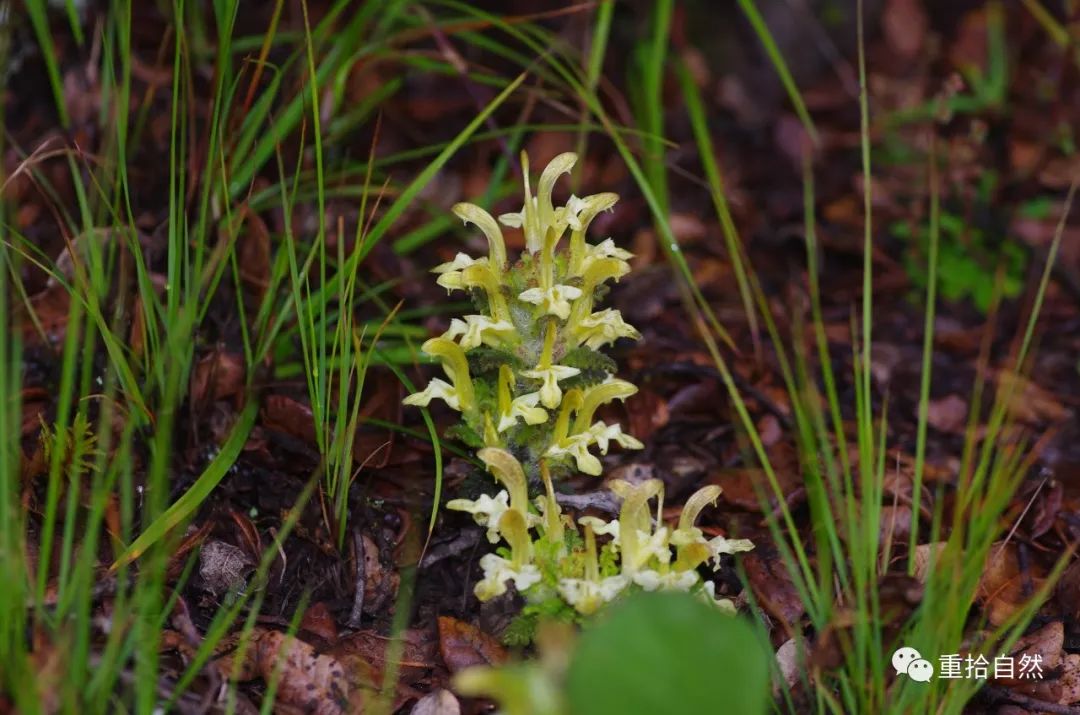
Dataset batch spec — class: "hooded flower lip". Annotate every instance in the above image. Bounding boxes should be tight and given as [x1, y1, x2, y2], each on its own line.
[522, 364, 582, 410]
[447, 490, 510, 544]
[452, 202, 507, 270]
[474, 552, 542, 600]
[497, 390, 548, 432]
[577, 237, 633, 276]
[587, 421, 644, 454]
[444, 315, 515, 350]
[557, 575, 629, 615]
[707, 535, 755, 564]
[574, 309, 640, 350]
[499, 151, 578, 254]
[545, 419, 643, 476]
[495, 364, 548, 432]
[545, 430, 603, 475]
[518, 284, 583, 321]
[573, 378, 639, 433]
[401, 377, 461, 410]
[432, 252, 486, 292]
[578, 516, 620, 545]
[631, 568, 699, 592]
[402, 337, 476, 412]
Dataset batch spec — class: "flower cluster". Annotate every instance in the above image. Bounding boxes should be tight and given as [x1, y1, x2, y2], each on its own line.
[403, 152, 641, 474]
[450, 448, 753, 614]
[404, 153, 752, 619]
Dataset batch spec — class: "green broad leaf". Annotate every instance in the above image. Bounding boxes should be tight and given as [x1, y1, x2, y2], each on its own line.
[560, 347, 617, 389]
[566, 592, 769, 715]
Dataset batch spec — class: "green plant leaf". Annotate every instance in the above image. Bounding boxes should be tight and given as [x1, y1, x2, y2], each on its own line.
[565, 591, 769, 715]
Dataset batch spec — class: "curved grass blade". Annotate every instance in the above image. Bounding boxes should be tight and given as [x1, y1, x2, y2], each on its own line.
[110, 396, 259, 571]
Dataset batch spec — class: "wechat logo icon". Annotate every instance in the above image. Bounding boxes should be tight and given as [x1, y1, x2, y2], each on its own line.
[892, 646, 934, 683]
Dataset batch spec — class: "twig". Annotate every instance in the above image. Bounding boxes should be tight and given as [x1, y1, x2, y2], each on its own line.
[347, 528, 366, 629]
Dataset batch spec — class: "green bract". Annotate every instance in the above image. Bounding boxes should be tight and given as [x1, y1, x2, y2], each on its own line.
[405, 153, 752, 619]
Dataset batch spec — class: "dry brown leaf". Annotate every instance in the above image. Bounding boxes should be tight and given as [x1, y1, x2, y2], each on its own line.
[927, 394, 968, 434]
[1005, 621, 1063, 701]
[996, 371, 1070, 425]
[977, 542, 1046, 626]
[263, 395, 318, 444]
[215, 629, 376, 714]
[912, 542, 947, 584]
[330, 627, 438, 684]
[883, 0, 927, 60]
[1055, 559, 1080, 622]
[191, 351, 245, 406]
[437, 616, 507, 674]
[301, 602, 339, 645]
[744, 551, 805, 627]
[1055, 653, 1080, 704]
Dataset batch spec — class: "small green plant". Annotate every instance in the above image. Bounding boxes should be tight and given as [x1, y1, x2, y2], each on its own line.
[404, 153, 752, 627]
[892, 210, 1026, 313]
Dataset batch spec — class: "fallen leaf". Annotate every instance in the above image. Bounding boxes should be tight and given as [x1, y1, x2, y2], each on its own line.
[1054, 559, 1080, 622]
[912, 542, 947, 584]
[996, 371, 1070, 425]
[437, 616, 508, 673]
[977, 542, 1045, 626]
[883, 0, 927, 61]
[743, 550, 805, 628]
[301, 602, 339, 644]
[927, 394, 968, 434]
[199, 540, 255, 597]
[1055, 653, 1080, 704]
[878, 505, 912, 544]
[191, 351, 245, 406]
[331, 627, 438, 684]
[774, 638, 801, 695]
[215, 629, 376, 714]
[411, 689, 461, 715]
[263, 394, 318, 444]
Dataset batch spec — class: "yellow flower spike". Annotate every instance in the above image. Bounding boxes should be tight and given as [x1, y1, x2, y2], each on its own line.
[477, 447, 530, 516]
[452, 202, 507, 271]
[421, 337, 475, 411]
[572, 378, 638, 434]
[539, 461, 564, 546]
[567, 192, 619, 275]
[678, 485, 722, 534]
[460, 263, 510, 321]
